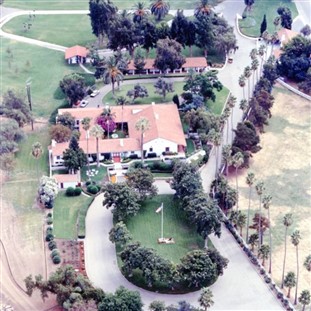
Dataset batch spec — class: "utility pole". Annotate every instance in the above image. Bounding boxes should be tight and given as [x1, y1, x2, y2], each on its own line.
[26, 77, 34, 131]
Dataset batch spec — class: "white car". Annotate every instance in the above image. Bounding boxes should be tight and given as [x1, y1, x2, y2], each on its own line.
[80, 100, 89, 107]
[90, 90, 100, 97]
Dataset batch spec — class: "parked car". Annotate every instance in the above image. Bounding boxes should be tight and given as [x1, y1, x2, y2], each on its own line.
[90, 90, 100, 97]
[80, 100, 89, 107]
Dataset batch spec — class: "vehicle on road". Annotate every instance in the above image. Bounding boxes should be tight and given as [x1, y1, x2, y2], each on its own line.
[90, 90, 100, 97]
[80, 100, 89, 107]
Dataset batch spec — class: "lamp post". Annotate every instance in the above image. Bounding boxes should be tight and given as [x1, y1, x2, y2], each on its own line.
[26, 77, 34, 131]
[156, 203, 164, 240]
[105, 103, 110, 138]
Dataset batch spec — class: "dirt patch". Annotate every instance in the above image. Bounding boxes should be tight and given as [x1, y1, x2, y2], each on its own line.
[228, 85, 311, 300]
[23, 118, 49, 133]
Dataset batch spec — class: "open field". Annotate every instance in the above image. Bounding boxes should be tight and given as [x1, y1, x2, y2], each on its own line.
[125, 194, 205, 263]
[53, 192, 93, 239]
[206, 86, 230, 115]
[0, 39, 84, 118]
[3, 14, 97, 47]
[228, 85, 311, 297]
[239, 0, 298, 37]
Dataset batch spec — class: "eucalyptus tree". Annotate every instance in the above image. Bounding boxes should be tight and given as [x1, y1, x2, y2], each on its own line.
[135, 117, 150, 165]
[244, 66, 252, 100]
[82, 117, 91, 173]
[291, 230, 301, 305]
[90, 125, 104, 168]
[281, 213, 293, 288]
[263, 193, 272, 273]
[245, 172, 255, 243]
[31, 142, 43, 181]
[255, 181, 265, 247]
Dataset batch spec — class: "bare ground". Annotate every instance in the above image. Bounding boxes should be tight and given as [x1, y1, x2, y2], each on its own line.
[228, 85, 311, 301]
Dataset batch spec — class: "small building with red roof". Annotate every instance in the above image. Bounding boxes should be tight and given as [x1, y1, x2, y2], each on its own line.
[65, 45, 89, 64]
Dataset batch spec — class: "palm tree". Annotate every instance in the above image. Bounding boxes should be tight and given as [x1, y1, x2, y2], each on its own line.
[255, 181, 265, 247]
[222, 144, 232, 176]
[258, 44, 266, 76]
[263, 193, 272, 273]
[207, 128, 222, 179]
[199, 287, 214, 311]
[238, 75, 246, 100]
[304, 255, 311, 272]
[221, 107, 230, 144]
[103, 56, 123, 95]
[281, 213, 293, 288]
[291, 230, 301, 305]
[90, 125, 104, 168]
[135, 117, 150, 165]
[239, 99, 248, 118]
[150, 0, 169, 21]
[251, 57, 259, 89]
[31, 142, 43, 181]
[133, 2, 149, 23]
[194, 0, 212, 17]
[82, 117, 91, 173]
[116, 96, 129, 133]
[248, 233, 259, 251]
[244, 66, 252, 100]
[273, 16, 280, 30]
[227, 95, 236, 143]
[245, 172, 255, 243]
[236, 211, 247, 235]
[232, 152, 244, 207]
[225, 187, 238, 216]
[299, 290, 311, 311]
[284, 271, 296, 298]
[269, 32, 279, 57]
[258, 244, 270, 266]
[249, 48, 257, 60]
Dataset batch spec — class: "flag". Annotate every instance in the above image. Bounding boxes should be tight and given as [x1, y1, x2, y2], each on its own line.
[155, 204, 163, 213]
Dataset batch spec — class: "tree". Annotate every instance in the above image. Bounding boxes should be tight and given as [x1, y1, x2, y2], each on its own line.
[232, 152, 244, 204]
[255, 181, 265, 247]
[245, 172, 255, 243]
[135, 117, 150, 165]
[258, 244, 270, 265]
[230, 210, 246, 235]
[49, 124, 72, 143]
[248, 233, 259, 251]
[90, 124, 104, 168]
[244, 66, 252, 100]
[63, 136, 87, 174]
[101, 56, 124, 94]
[260, 14, 267, 35]
[149, 301, 166, 311]
[249, 213, 269, 250]
[170, 10, 189, 47]
[31, 142, 43, 181]
[244, 0, 255, 12]
[238, 75, 246, 100]
[116, 96, 129, 133]
[133, 2, 149, 23]
[199, 288, 214, 311]
[126, 167, 158, 200]
[303, 254, 311, 272]
[299, 290, 311, 311]
[127, 83, 149, 103]
[277, 7, 292, 30]
[38, 176, 58, 208]
[81, 117, 91, 173]
[150, 0, 169, 21]
[89, 0, 118, 45]
[133, 45, 146, 73]
[1, 89, 33, 127]
[284, 271, 296, 298]
[153, 78, 174, 99]
[177, 250, 218, 288]
[59, 73, 85, 106]
[281, 213, 293, 288]
[185, 20, 197, 57]
[194, 13, 213, 58]
[227, 95, 236, 143]
[57, 112, 75, 130]
[298, 74, 311, 95]
[300, 24, 311, 37]
[251, 58, 259, 88]
[262, 193, 272, 273]
[195, 0, 212, 17]
[207, 128, 222, 179]
[154, 38, 185, 73]
[142, 21, 158, 57]
[222, 144, 232, 176]
[109, 221, 132, 246]
[103, 183, 140, 221]
[97, 106, 117, 136]
[291, 230, 301, 305]
[98, 286, 143, 311]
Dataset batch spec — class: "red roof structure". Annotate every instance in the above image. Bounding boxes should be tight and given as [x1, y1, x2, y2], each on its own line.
[65, 45, 88, 60]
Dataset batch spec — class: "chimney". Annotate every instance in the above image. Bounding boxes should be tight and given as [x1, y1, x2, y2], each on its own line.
[152, 102, 155, 105]
[120, 139, 124, 147]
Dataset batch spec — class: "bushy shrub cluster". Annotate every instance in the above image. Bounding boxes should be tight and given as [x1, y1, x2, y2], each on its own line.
[87, 184, 100, 194]
[66, 187, 82, 196]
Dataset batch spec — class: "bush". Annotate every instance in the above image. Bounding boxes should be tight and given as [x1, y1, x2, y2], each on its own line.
[46, 227, 53, 235]
[66, 187, 75, 196]
[45, 233, 54, 242]
[260, 268, 265, 275]
[51, 249, 60, 258]
[47, 212, 52, 217]
[277, 292, 284, 299]
[48, 240, 57, 250]
[264, 276, 271, 283]
[46, 217, 53, 225]
[87, 185, 100, 194]
[103, 160, 114, 164]
[74, 187, 82, 196]
[121, 158, 131, 163]
[52, 255, 61, 264]
[129, 154, 139, 159]
[147, 152, 157, 158]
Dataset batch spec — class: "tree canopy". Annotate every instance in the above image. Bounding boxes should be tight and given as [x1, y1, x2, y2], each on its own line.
[59, 73, 85, 106]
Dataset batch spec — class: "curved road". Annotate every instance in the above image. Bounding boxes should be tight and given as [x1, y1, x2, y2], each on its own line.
[1, 4, 286, 310]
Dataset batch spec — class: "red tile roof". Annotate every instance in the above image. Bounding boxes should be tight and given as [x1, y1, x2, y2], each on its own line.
[53, 174, 80, 183]
[277, 28, 299, 45]
[65, 45, 88, 59]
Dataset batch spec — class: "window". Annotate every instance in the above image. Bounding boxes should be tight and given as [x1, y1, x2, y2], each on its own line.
[131, 151, 135, 154]
[165, 147, 170, 152]
[56, 156, 61, 160]
[149, 147, 153, 152]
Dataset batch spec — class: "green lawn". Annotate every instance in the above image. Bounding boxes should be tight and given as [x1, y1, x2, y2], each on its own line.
[53, 192, 93, 239]
[125, 195, 204, 263]
[3, 15, 97, 47]
[206, 86, 230, 115]
[103, 82, 184, 105]
[186, 139, 195, 155]
[1, 39, 84, 118]
[239, 0, 298, 37]
[80, 165, 108, 183]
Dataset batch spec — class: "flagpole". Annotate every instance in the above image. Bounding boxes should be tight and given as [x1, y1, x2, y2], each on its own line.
[161, 202, 164, 239]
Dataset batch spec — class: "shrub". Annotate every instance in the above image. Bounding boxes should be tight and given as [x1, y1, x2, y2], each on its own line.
[87, 185, 100, 194]
[48, 240, 57, 250]
[147, 152, 157, 158]
[51, 249, 60, 258]
[103, 160, 114, 164]
[129, 154, 139, 159]
[260, 268, 265, 275]
[52, 255, 61, 264]
[46, 217, 53, 225]
[46, 227, 53, 235]
[45, 233, 54, 242]
[47, 213, 52, 217]
[66, 187, 75, 196]
[121, 158, 131, 163]
[277, 292, 284, 299]
[264, 276, 271, 283]
[74, 187, 82, 196]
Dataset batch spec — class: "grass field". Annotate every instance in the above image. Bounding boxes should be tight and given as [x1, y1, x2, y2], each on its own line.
[3, 14, 97, 47]
[239, 0, 298, 37]
[53, 192, 93, 239]
[125, 194, 205, 263]
[80, 165, 108, 183]
[0, 39, 84, 118]
[206, 86, 230, 115]
[230, 86, 311, 295]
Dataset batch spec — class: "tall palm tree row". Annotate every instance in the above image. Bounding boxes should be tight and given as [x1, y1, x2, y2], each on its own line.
[239, 99, 248, 118]
[291, 230, 301, 305]
[238, 75, 246, 100]
[258, 44, 266, 76]
[255, 181, 265, 247]
[222, 106, 231, 144]
[90, 125, 104, 168]
[222, 144, 232, 177]
[135, 117, 150, 164]
[245, 172, 255, 243]
[232, 152, 244, 210]
[281, 213, 293, 288]
[31, 142, 43, 181]
[243, 66, 252, 100]
[262, 194, 272, 273]
[251, 57, 259, 89]
[82, 117, 91, 174]
[207, 128, 222, 179]
[227, 95, 236, 144]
